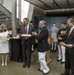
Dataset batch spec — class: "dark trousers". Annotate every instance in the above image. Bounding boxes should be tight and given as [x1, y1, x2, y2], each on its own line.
[65, 50, 74, 75]
[22, 40, 32, 65]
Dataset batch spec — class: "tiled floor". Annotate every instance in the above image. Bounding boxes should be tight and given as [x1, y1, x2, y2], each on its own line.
[0, 51, 65, 75]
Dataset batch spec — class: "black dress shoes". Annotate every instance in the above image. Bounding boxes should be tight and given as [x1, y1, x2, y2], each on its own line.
[27, 64, 30, 68]
[23, 63, 27, 68]
[61, 72, 69, 75]
[42, 73, 48, 75]
[57, 59, 61, 62]
[38, 68, 43, 72]
[42, 72, 49, 75]
[60, 61, 65, 64]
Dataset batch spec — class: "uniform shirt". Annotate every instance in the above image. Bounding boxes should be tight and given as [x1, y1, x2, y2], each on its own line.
[57, 28, 68, 43]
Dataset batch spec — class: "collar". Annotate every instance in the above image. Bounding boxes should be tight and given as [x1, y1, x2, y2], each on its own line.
[71, 26, 74, 31]
[26, 24, 29, 27]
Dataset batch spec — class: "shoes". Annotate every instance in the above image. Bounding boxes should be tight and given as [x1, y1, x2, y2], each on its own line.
[61, 72, 69, 75]
[31, 51, 34, 53]
[57, 59, 61, 62]
[27, 64, 30, 68]
[60, 61, 65, 64]
[42, 73, 47, 75]
[1, 63, 4, 66]
[5, 62, 7, 66]
[42, 71, 49, 75]
[38, 68, 43, 72]
[23, 63, 27, 68]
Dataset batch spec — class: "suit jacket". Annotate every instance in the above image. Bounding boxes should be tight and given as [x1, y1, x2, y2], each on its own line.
[65, 29, 74, 55]
[20, 24, 34, 45]
[35, 27, 49, 52]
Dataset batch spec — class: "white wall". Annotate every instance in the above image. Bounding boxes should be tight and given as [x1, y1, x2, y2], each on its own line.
[0, 0, 30, 21]
[27, 4, 34, 21]
[0, 0, 1, 4]
[2, 0, 12, 12]
[21, 0, 30, 21]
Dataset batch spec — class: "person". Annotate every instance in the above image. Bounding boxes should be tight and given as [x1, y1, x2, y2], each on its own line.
[20, 18, 35, 68]
[32, 20, 50, 75]
[57, 23, 67, 63]
[51, 23, 58, 51]
[61, 18, 74, 75]
[0, 24, 10, 66]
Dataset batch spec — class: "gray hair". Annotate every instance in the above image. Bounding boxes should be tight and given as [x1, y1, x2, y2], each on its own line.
[67, 18, 74, 24]
[40, 20, 46, 25]
[67, 18, 73, 21]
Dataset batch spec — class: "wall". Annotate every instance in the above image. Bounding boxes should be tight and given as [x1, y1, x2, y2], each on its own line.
[21, 0, 29, 21]
[0, 0, 1, 4]
[27, 4, 34, 21]
[2, 0, 12, 12]
[33, 6, 45, 17]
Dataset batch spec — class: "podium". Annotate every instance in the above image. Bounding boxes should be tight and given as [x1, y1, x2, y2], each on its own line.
[37, 37, 53, 64]
[10, 38, 23, 62]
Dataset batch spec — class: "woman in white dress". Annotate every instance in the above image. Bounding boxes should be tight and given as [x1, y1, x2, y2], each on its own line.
[0, 24, 10, 66]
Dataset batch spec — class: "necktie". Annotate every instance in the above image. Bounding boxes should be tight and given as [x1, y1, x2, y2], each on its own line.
[25, 26, 27, 34]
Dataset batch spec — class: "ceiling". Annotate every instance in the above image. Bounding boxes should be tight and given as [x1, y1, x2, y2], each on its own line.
[25, 0, 74, 10]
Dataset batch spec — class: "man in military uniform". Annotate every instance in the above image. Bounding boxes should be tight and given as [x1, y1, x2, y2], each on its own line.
[57, 23, 68, 63]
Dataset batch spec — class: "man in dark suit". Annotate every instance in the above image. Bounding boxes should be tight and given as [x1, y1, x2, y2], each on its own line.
[61, 18, 74, 75]
[20, 18, 34, 68]
[32, 20, 50, 75]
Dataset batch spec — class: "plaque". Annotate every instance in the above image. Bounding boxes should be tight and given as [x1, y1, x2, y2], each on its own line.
[21, 34, 31, 37]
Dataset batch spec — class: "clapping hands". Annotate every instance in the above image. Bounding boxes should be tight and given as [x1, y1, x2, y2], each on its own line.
[32, 32, 38, 36]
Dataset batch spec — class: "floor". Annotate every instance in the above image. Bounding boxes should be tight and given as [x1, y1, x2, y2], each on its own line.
[0, 50, 65, 75]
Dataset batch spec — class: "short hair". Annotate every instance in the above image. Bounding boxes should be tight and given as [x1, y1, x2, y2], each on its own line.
[70, 19, 74, 24]
[23, 18, 29, 21]
[40, 20, 46, 25]
[61, 23, 65, 25]
[67, 18, 74, 24]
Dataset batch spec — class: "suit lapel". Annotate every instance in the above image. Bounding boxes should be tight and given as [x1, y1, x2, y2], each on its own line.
[23, 25, 25, 33]
[28, 24, 31, 34]
[67, 29, 74, 39]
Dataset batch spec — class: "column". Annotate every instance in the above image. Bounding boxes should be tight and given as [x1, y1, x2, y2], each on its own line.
[12, 0, 17, 37]
[18, 0, 21, 25]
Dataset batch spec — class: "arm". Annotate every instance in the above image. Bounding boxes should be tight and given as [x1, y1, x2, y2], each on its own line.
[33, 29, 48, 41]
[57, 29, 62, 40]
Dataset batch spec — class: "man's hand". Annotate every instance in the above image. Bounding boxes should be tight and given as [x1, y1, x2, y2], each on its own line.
[67, 44, 73, 48]
[32, 32, 38, 36]
[19, 34, 22, 37]
[58, 37, 62, 40]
